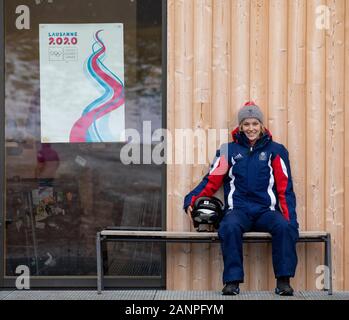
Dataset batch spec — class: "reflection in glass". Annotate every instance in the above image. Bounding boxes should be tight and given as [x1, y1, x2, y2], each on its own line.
[4, 0, 163, 279]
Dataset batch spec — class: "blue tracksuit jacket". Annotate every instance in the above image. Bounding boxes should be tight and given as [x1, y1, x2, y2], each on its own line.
[184, 128, 298, 226]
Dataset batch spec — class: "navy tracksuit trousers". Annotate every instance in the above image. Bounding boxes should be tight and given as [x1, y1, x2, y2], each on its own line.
[218, 209, 299, 284]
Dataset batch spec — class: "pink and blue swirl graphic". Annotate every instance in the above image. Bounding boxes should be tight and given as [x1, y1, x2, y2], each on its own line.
[70, 30, 125, 142]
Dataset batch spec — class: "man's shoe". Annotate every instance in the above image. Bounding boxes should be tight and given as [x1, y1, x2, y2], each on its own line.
[222, 281, 240, 295]
[275, 277, 294, 296]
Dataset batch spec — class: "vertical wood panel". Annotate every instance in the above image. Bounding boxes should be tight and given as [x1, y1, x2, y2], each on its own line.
[325, 0, 345, 290]
[287, 0, 307, 291]
[250, 0, 269, 116]
[166, 0, 175, 290]
[191, 0, 213, 290]
[268, 0, 288, 146]
[230, 0, 251, 291]
[231, 0, 250, 123]
[210, 0, 231, 290]
[267, 0, 288, 290]
[345, 0, 349, 290]
[306, 0, 326, 290]
[172, 0, 194, 290]
[249, 0, 269, 290]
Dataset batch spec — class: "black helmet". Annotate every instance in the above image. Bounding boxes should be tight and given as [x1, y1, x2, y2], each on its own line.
[191, 196, 224, 230]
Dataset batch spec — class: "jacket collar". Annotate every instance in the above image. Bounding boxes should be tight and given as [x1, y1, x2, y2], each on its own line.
[231, 127, 272, 150]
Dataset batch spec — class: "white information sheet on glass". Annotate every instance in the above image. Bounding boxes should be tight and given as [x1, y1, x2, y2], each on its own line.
[39, 23, 125, 143]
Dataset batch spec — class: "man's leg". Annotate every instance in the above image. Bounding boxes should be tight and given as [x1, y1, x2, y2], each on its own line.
[218, 209, 253, 284]
[254, 211, 299, 277]
[254, 211, 299, 295]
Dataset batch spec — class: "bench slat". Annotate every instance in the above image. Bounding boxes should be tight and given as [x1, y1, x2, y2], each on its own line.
[100, 230, 329, 239]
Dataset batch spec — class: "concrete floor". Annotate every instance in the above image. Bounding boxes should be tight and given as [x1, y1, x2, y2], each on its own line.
[1, 289, 348, 300]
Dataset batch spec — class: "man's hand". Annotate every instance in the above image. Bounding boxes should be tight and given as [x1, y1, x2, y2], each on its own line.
[186, 206, 193, 223]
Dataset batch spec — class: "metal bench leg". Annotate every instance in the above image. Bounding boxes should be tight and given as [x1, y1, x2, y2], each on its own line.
[96, 232, 104, 294]
[324, 234, 333, 295]
[102, 239, 109, 275]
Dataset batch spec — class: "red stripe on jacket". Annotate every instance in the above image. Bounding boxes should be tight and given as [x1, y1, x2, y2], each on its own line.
[190, 155, 229, 207]
[271, 155, 290, 221]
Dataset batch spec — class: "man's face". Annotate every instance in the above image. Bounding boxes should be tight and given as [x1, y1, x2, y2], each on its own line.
[241, 118, 262, 144]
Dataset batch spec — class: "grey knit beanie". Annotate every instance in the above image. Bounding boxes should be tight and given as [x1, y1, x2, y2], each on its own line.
[238, 101, 264, 124]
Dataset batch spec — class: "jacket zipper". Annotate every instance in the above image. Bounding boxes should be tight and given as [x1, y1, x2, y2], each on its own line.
[248, 146, 253, 157]
[247, 146, 253, 202]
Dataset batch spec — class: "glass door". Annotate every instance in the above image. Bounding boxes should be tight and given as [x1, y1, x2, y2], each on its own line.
[1, 0, 166, 288]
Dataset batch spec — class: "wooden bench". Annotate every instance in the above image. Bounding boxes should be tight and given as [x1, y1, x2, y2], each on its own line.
[96, 229, 332, 295]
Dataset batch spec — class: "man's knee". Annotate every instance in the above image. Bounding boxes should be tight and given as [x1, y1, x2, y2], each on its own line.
[272, 218, 299, 240]
[219, 219, 242, 238]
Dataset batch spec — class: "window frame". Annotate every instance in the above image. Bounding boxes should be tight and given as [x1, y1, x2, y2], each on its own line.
[0, 0, 167, 289]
